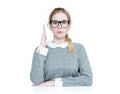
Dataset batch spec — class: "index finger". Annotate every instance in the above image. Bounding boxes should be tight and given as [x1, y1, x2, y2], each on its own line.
[43, 24, 46, 34]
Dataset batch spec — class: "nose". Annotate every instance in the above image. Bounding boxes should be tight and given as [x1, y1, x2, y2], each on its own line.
[57, 23, 62, 28]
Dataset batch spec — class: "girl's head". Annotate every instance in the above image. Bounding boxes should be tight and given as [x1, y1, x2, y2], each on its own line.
[48, 7, 74, 54]
[48, 8, 71, 39]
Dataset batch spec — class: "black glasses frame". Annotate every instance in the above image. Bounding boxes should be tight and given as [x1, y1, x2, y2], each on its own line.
[50, 20, 70, 28]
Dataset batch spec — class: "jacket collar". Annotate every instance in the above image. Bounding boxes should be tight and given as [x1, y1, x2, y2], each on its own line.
[47, 41, 68, 48]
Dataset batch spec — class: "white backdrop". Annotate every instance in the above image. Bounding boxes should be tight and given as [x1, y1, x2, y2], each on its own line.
[0, 0, 120, 94]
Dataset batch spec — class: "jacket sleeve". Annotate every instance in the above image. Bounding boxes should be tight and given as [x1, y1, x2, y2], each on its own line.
[30, 46, 48, 85]
[62, 44, 93, 86]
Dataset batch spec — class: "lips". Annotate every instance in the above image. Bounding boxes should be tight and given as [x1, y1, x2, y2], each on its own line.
[56, 31, 63, 34]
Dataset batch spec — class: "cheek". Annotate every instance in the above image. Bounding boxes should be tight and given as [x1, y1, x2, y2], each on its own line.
[50, 27, 55, 32]
[64, 29, 68, 33]
[51, 28, 56, 32]
[64, 27, 70, 33]
[50, 28, 57, 35]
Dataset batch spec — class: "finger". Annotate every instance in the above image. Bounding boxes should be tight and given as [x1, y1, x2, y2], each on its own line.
[41, 25, 46, 39]
[32, 83, 44, 87]
[32, 84, 39, 86]
[43, 24, 47, 41]
[43, 24, 46, 35]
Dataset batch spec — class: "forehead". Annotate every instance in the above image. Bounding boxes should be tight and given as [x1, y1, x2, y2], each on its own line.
[51, 12, 68, 21]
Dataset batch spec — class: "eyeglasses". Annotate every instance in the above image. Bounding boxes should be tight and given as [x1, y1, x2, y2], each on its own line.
[50, 20, 70, 28]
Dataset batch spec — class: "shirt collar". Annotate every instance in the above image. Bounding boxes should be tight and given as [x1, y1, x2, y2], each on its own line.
[47, 41, 68, 48]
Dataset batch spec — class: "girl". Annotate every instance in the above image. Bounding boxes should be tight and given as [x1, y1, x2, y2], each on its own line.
[30, 7, 92, 87]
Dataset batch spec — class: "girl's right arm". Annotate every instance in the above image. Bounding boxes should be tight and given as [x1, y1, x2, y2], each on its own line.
[30, 25, 48, 85]
[30, 47, 48, 84]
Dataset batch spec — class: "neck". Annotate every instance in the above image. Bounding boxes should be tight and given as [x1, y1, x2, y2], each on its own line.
[52, 37, 66, 45]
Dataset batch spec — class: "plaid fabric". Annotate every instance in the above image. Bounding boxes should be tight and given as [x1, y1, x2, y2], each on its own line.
[30, 43, 93, 86]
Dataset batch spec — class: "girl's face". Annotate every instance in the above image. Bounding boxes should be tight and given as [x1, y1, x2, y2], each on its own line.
[50, 12, 71, 39]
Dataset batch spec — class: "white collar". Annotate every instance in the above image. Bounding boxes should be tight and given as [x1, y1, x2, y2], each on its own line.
[47, 41, 68, 48]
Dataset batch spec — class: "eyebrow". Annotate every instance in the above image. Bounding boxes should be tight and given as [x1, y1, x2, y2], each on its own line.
[51, 20, 68, 21]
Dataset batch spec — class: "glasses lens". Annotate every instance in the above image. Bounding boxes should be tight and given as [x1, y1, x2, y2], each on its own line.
[51, 20, 58, 28]
[61, 20, 69, 27]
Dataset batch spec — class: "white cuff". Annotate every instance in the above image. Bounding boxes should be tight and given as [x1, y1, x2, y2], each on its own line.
[36, 45, 48, 56]
[54, 78, 63, 87]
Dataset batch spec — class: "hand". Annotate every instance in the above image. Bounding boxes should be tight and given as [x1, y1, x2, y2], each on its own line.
[40, 25, 47, 47]
[32, 80, 55, 87]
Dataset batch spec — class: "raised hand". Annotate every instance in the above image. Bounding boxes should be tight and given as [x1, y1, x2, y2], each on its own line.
[40, 25, 47, 47]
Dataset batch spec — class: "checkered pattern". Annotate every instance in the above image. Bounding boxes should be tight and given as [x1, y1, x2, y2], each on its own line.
[30, 43, 92, 86]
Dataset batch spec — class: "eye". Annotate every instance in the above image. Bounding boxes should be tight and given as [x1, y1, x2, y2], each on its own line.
[52, 20, 58, 25]
[61, 20, 68, 24]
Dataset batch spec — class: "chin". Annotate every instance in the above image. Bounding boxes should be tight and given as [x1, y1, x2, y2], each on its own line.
[55, 36, 65, 39]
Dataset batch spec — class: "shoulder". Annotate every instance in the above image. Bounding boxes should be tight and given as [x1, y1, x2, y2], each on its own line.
[72, 42, 87, 54]
[73, 43, 88, 57]
[73, 42, 85, 49]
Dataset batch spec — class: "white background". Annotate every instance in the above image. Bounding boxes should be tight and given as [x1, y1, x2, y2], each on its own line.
[0, 0, 120, 94]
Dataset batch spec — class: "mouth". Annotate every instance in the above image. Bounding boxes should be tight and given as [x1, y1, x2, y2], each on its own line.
[56, 31, 63, 34]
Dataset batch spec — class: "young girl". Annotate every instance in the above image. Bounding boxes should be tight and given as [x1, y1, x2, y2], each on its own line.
[30, 7, 93, 87]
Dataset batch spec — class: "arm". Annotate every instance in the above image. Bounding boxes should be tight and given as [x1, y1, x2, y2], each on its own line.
[61, 44, 93, 86]
[30, 46, 48, 85]
[30, 25, 48, 85]
[30, 47, 62, 87]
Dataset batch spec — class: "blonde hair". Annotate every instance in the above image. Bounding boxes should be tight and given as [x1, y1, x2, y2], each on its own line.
[48, 7, 74, 54]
